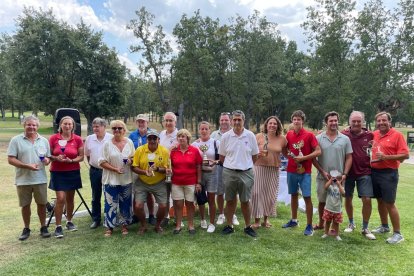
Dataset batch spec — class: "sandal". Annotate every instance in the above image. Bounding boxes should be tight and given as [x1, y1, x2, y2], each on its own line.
[173, 228, 181, 235]
[121, 225, 129, 235]
[261, 222, 272, 228]
[104, 228, 113, 237]
[251, 223, 261, 229]
[137, 227, 147, 235]
[313, 224, 324, 230]
[154, 227, 164, 234]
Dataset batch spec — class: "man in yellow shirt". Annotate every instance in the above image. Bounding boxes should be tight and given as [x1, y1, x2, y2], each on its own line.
[132, 130, 170, 234]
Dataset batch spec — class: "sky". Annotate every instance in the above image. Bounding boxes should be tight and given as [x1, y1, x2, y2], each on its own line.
[0, 0, 397, 76]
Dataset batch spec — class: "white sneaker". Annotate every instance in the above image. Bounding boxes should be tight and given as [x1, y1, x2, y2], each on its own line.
[344, 223, 356, 233]
[321, 234, 328, 239]
[200, 220, 208, 229]
[216, 214, 225, 225]
[232, 215, 240, 226]
[361, 229, 376, 240]
[207, 224, 216, 233]
[336, 235, 342, 241]
[386, 233, 404, 244]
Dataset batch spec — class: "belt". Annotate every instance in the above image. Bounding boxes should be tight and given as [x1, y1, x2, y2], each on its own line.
[90, 166, 102, 171]
[224, 167, 252, 172]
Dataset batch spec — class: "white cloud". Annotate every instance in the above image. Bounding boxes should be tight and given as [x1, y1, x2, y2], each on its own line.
[118, 53, 139, 76]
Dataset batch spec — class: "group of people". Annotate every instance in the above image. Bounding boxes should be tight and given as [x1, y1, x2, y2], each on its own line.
[8, 109, 409, 244]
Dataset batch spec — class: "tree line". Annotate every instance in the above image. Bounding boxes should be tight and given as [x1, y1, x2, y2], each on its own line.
[0, 0, 413, 133]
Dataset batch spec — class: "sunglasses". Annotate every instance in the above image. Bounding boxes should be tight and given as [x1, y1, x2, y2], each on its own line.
[221, 112, 231, 115]
[147, 136, 158, 141]
[112, 127, 124, 131]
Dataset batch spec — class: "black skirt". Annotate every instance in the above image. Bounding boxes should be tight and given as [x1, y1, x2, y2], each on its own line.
[49, 170, 82, 191]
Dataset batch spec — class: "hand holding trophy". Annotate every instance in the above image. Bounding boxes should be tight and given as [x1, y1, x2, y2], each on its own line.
[288, 140, 305, 174]
[200, 144, 213, 172]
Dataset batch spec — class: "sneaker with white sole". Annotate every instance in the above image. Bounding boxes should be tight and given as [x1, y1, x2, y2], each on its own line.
[200, 220, 208, 229]
[54, 226, 64, 238]
[216, 214, 225, 225]
[344, 223, 356, 233]
[232, 215, 240, 226]
[207, 224, 215, 233]
[372, 225, 390, 234]
[321, 234, 328, 239]
[386, 233, 404, 244]
[361, 229, 376, 240]
[335, 235, 342, 241]
[66, 221, 78, 232]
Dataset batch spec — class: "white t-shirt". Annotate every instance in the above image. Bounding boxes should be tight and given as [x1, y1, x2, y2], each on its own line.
[192, 138, 220, 161]
[219, 128, 259, 170]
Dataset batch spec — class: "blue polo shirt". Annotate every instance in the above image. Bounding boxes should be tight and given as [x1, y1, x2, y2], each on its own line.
[129, 128, 154, 149]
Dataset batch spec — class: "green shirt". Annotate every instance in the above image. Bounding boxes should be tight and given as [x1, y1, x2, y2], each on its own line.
[7, 133, 50, 185]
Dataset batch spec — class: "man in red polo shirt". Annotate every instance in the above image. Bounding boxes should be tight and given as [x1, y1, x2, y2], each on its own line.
[370, 111, 409, 244]
[282, 110, 321, 236]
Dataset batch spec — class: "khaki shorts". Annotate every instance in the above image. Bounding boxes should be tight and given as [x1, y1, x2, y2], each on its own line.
[316, 177, 327, 203]
[222, 168, 254, 202]
[17, 184, 48, 207]
[134, 179, 168, 204]
[171, 184, 195, 202]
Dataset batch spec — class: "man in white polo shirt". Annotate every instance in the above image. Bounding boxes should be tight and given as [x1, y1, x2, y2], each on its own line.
[219, 110, 259, 237]
[84, 117, 112, 229]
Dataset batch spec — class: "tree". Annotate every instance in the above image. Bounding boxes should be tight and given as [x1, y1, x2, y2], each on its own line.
[127, 7, 173, 113]
[302, 0, 356, 128]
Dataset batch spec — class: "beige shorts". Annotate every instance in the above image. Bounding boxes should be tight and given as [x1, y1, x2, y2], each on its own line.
[171, 184, 195, 202]
[17, 184, 48, 207]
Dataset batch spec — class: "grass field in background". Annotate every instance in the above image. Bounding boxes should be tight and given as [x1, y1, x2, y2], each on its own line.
[0, 112, 413, 275]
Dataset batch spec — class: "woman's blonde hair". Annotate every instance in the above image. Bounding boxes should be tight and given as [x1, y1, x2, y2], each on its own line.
[109, 120, 128, 132]
[177, 129, 192, 144]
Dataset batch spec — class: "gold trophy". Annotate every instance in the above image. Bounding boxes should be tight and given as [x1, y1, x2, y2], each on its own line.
[288, 140, 305, 174]
[165, 159, 172, 183]
[200, 144, 213, 172]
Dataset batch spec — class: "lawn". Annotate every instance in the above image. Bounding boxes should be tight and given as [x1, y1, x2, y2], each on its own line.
[0, 114, 413, 275]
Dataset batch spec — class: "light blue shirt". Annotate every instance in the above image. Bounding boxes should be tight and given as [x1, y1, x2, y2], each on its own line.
[7, 133, 51, 185]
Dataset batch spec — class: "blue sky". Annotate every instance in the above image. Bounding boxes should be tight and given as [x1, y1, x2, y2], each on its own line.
[0, 0, 397, 75]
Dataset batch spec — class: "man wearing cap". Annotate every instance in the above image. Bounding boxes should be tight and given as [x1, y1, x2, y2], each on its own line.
[219, 110, 259, 237]
[84, 117, 113, 229]
[129, 114, 156, 225]
[132, 130, 170, 233]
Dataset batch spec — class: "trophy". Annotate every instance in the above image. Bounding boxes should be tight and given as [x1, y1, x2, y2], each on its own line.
[58, 140, 67, 156]
[200, 144, 212, 172]
[367, 140, 381, 163]
[37, 145, 47, 162]
[262, 142, 268, 157]
[288, 140, 305, 174]
[165, 159, 172, 183]
[148, 153, 156, 176]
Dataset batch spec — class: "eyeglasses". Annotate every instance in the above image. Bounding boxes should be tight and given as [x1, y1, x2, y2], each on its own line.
[147, 136, 158, 141]
[112, 127, 124, 131]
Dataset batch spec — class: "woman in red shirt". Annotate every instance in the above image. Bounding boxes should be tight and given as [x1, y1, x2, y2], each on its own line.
[170, 129, 202, 235]
[49, 116, 84, 238]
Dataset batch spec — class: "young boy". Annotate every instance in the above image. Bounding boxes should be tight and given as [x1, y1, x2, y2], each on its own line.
[321, 170, 345, 241]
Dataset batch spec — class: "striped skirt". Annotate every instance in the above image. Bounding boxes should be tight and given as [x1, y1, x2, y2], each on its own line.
[251, 165, 279, 218]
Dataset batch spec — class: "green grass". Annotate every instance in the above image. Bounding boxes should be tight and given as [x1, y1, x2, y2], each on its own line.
[0, 113, 413, 275]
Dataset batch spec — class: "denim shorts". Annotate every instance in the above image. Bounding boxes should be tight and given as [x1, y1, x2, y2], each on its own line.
[344, 175, 373, 198]
[287, 173, 311, 197]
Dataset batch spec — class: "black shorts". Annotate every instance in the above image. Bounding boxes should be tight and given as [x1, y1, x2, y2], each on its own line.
[371, 169, 398, 203]
[49, 170, 82, 191]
